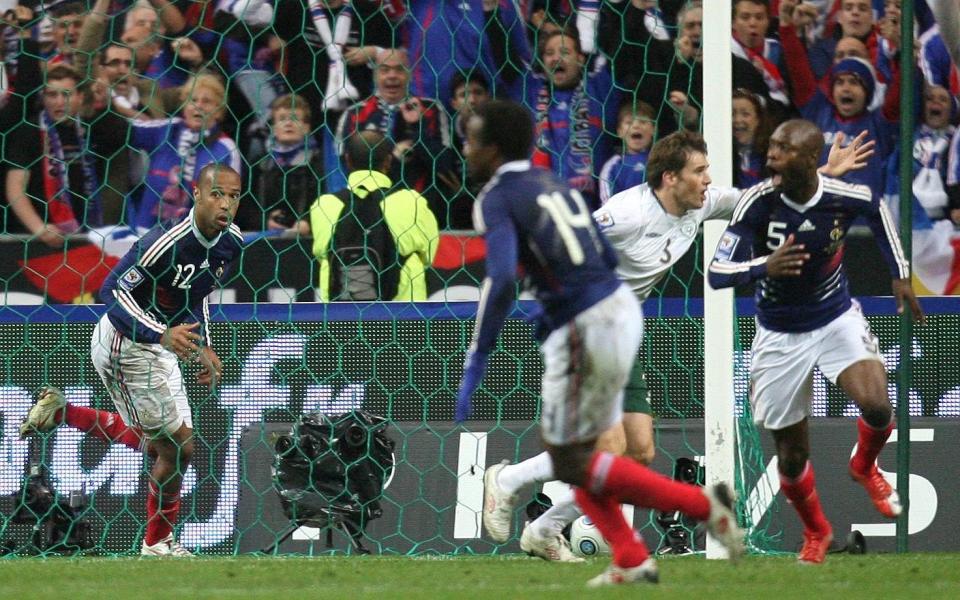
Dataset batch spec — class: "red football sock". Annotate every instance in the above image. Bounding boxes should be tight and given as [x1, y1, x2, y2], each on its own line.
[585, 452, 710, 521]
[780, 462, 831, 534]
[145, 481, 182, 546]
[850, 417, 894, 474]
[574, 487, 649, 568]
[58, 404, 144, 451]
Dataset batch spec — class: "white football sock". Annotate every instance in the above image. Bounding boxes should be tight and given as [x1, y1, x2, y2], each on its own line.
[531, 486, 582, 538]
[496, 451, 554, 495]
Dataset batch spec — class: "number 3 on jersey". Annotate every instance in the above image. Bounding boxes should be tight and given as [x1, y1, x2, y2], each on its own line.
[537, 190, 601, 265]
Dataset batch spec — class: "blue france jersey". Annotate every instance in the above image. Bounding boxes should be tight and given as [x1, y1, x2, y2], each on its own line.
[708, 175, 909, 332]
[470, 161, 621, 354]
[100, 210, 244, 345]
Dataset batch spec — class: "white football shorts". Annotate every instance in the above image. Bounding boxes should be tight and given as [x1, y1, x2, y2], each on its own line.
[750, 301, 883, 430]
[90, 314, 192, 436]
[540, 284, 643, 445]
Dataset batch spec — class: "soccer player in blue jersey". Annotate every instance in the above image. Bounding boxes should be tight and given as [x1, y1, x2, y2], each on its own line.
[456, 100, 743, 586]
[708, 119, 925, 565]
[20, 163, 244, 556]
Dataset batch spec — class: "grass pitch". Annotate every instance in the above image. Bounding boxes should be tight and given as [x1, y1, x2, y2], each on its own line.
[0, 553, 957, 599]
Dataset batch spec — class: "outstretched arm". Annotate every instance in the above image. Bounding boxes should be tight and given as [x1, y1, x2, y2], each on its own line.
[818, 130, 876, 177]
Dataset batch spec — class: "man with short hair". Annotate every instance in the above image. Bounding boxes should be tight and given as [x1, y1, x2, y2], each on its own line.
[456, 99, 744, 587]
[21, 163, 245, 556]
[3, 64, 101, 246]
[310, 130, 438, 301]
[525, 28, 619, 208]
[47, 1, 85, 64]
[708, 119, 924, 565]
[484, 126, 873, 562]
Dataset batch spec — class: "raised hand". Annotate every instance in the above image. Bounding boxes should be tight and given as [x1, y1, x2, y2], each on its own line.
[821, 130, 876, 177]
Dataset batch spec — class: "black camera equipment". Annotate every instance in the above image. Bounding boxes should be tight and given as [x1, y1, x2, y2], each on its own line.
[1, 463, 93, 556]
[266, 410, 395, 554]
[656, 457, 706, 555]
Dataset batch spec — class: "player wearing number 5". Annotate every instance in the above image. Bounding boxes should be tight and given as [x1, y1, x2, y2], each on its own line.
[709, 120, 925, 565]
[20, 164, 244, 556]
[455, 100, 743, 586]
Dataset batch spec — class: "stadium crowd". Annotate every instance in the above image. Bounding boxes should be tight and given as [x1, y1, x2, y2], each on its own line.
[0, 0, 958, 295]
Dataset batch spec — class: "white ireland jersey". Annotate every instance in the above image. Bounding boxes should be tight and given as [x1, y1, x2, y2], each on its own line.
[593, 183, 740, 301]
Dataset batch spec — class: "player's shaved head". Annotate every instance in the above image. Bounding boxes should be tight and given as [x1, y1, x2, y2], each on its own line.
[766, 119, 823, 201]
[775, 119, 823, 160]
[198, 163, 241, 189]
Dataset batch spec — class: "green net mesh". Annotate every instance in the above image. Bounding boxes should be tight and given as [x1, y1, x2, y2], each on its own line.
[0, 1, 937, 559]
[0, 0, 760, 558]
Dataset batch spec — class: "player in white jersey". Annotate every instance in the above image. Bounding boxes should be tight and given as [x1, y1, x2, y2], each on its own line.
[484, 129, 875, 561]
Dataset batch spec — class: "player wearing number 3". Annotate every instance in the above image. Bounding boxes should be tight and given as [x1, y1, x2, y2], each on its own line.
[20, 164, 244, 556]
[455, 99, 744, 587]
[709, 120, 925, 564]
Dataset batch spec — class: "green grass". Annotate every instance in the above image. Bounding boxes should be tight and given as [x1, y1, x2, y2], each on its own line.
[0, 553, 957, 599]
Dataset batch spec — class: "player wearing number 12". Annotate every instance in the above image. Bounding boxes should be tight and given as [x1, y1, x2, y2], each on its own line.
[20, 164, 244, 556]
[455, 100, 743, 587]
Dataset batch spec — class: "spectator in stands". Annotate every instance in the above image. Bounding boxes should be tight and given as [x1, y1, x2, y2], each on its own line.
[781, 2, 889, 109]
[3, 65, 105, 245]
[806, 0, 895, 85]
[124, 73, 241, 229]
[439, 73, 491, 230]
[0, 5, 43, 122]
[237, 94, 322, 234]
[273, 0, 397, 197]
[599, 100, 656, 205]
[123, 0, 198, 91]
[788, 54, 897, 190]
[886, 83, 954, 221]
[401, 0, 530, 110]
[732, 88, 775, 188]
[527, 0, 605, 55]
[46, 2, 85, 65]
[207, 0, 283, 148]
[310, 131, 438, 302]
[731, 0, 794, 114]
[600, 1, 741, 136]
[75, 0, 179, 119]
[598, 0, 674, 107]
[526, 28, 619, 208]
[273, 0, 395, 121]
[599, 0, 687, 87]
[336, 48, 451, 206]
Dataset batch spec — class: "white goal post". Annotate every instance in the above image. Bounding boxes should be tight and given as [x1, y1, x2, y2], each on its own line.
[702, 0, 737, 560]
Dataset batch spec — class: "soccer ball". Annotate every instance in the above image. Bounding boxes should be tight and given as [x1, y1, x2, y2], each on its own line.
[569, 515, 611, 557]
